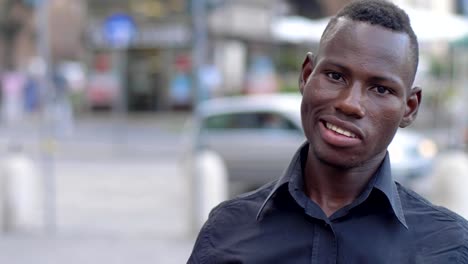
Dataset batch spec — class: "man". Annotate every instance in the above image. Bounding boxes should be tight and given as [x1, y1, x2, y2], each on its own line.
[188, 0, 468, 263]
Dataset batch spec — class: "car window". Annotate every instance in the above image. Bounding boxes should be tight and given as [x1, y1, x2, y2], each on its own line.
[203, 112, 299, 132]
[203, 113, 233, 130]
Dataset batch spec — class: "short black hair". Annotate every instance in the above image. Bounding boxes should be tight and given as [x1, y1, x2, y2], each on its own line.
[322, 0, 419, 81]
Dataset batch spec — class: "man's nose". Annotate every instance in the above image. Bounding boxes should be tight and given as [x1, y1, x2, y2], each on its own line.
[335, 82, 366, 118]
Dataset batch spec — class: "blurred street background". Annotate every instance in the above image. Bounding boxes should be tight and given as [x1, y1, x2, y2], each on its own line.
[0, 0, 467, 263]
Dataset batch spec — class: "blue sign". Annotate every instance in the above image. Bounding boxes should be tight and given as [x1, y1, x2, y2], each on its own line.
[103, 13, 137, 48]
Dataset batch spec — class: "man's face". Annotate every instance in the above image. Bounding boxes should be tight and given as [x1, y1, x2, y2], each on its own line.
[300, 18, 421, 169]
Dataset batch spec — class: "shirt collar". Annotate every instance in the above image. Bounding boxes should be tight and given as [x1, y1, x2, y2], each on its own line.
[256, 142, 408, 229]
[256, 141, 307, 221]
[373, 154, 408, 228]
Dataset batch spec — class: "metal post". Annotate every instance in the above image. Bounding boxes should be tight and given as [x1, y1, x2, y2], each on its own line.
[452, 46, 468, 148]
[37, 0, 56, 233]
[459, 48, 468, 149]
[192, 0, 207, 105]
[112, 47, 128, 154]
[103, 13, 134, 154]
[191, 0, 208, 233]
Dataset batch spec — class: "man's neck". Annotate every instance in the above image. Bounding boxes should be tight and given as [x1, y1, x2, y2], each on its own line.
[303, 147, 385, 217]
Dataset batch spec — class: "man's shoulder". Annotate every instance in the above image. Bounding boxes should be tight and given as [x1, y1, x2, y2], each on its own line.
[188, 180, 287, 263]
[397, 183, 468, 233]
[208, 180, 277, 223]
[397, 184, 468, 261]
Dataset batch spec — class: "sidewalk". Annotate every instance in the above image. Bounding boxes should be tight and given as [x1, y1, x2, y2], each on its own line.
[0, 234, 194, 264]
[0, 157, 196, 264]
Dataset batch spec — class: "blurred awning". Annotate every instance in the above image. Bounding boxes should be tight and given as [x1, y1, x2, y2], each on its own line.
[272, 6, 468, 44]
[270, 15, 328, 44]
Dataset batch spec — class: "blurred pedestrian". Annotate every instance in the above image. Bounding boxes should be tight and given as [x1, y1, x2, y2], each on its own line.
[52, 66, 74, 137]
[188, 0, 468, 262]
[23, 73, 40, 113]
[1, 72, 26, 125]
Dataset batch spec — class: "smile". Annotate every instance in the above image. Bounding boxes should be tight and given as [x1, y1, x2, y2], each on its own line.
[325, 122, 357, 138]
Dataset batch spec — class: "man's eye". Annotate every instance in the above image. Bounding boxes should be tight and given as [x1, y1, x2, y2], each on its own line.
[326, 72, 343, 81]
[373, 86, 391, 95]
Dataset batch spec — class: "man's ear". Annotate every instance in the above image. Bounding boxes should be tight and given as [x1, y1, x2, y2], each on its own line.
[299, 52, 315, 95]
[400, 86, 422, 128]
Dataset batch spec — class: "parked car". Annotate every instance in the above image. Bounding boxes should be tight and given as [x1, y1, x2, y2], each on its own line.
[185, 94, 437, 197]
[86, 72, 119, 110]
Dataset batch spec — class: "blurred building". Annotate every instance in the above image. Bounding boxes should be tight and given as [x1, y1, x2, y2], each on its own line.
[0, 0, 35, 72]
[0, 0, 86, 121]
[394, 0, 455, 12]
[0, 0, 463, 114]
[288, 0, 352, 18]
[84, 0, 294, 111]
[208, 0, 285, 96]
[49, 0, 87, 62]
[1, 0, 466, 114]
[0, 0, 85, 70]
[86, 0, 190, 111]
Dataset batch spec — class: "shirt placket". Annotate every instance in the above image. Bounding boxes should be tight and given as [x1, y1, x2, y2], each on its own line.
[306, 201, 338, 264]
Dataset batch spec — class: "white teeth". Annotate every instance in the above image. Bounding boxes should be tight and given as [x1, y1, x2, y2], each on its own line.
[325, 122, 356, 138]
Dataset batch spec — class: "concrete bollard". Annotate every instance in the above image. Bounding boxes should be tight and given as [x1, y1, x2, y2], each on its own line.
[427, 150, 468, 219]
[0, 144, 44, 233]
[190, 150, 228, 234]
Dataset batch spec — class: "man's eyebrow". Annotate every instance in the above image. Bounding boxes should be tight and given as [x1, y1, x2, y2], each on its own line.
[319, 60, 350, 73]
[368, 76, 404, 87]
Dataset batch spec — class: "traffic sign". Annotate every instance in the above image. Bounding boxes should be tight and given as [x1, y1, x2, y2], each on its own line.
[103, 13, 137, 48]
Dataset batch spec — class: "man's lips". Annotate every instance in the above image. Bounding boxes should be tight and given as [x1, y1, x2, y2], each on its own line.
[324, 122, 357, 138]
[318, 117, 364, 147]
[320, 117, 364, 140]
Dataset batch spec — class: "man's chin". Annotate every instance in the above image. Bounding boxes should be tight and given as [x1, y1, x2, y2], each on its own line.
[317, 156, 363, 170]
[314, 149, 364, 170]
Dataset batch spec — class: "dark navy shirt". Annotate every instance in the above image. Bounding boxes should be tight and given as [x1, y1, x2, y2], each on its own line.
[188, 143, 468, 263]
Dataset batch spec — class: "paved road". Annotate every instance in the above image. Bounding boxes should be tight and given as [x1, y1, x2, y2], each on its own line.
[0, 112, 190, 160]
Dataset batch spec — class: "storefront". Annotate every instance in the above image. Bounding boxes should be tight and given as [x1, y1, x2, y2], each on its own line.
[85, 0, 191, 111]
